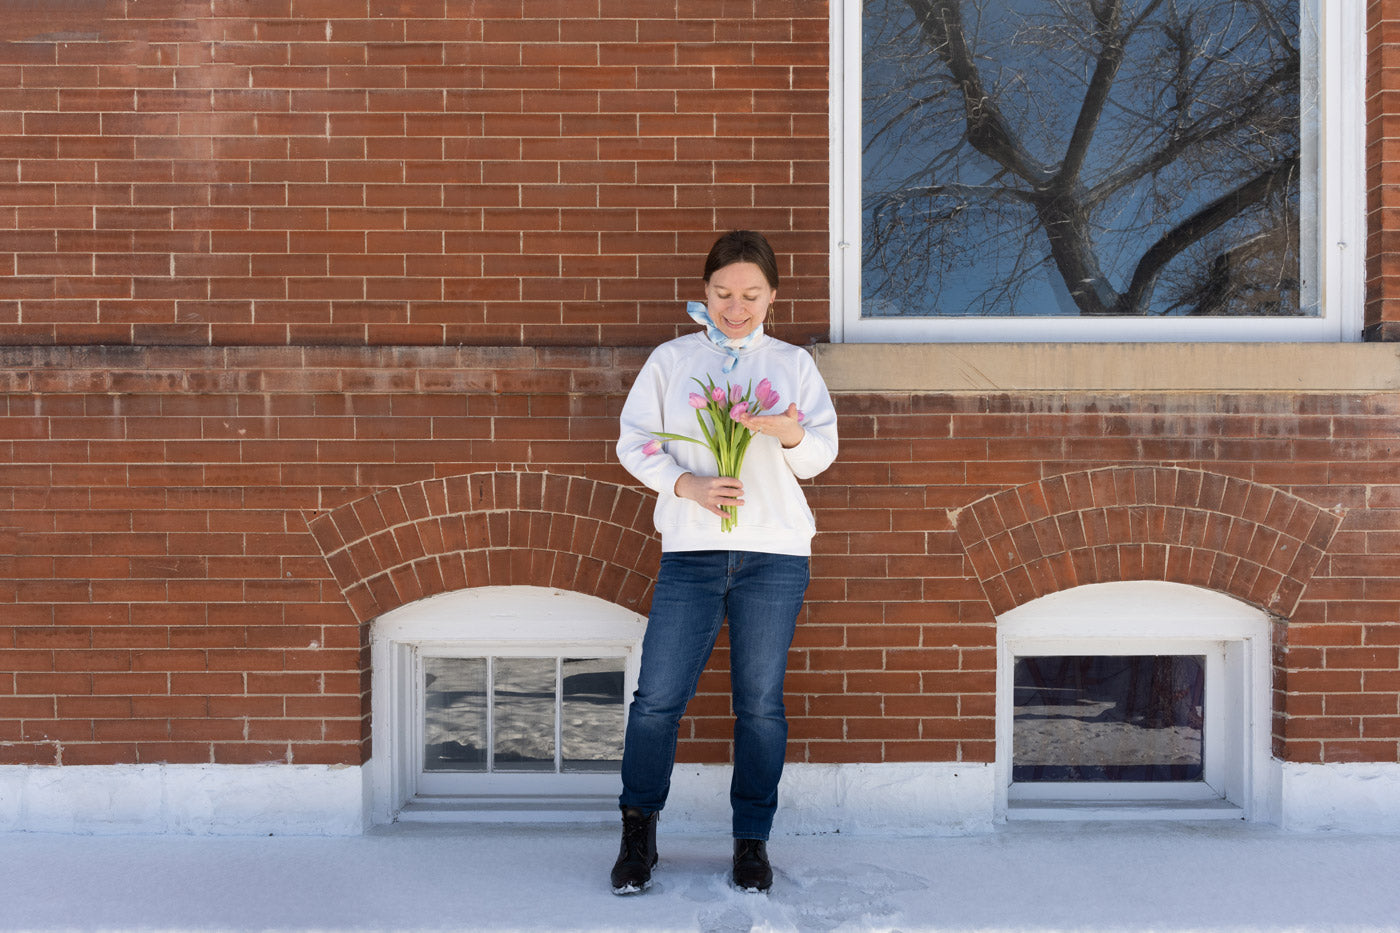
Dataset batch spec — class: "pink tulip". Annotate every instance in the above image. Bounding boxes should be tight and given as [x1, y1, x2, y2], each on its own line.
[642, 439, 662, 456]
[730, 383, 744, 404]
[755, 378, 779, 412]
[730, 401, 749, 418]
[688, 392, 706, 409]
[710, 386, 727, 404]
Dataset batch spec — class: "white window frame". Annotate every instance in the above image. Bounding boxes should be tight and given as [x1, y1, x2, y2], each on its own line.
[830, 0, 1365, 343]
[369, 586, 645, 824]
[415, 650, 629, 797]
[996, 582, 1273, 821]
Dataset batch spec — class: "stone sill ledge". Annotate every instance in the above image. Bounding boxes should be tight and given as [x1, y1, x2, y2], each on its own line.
[4, 343, 1399, 395]
[812, 343, 1400, 393]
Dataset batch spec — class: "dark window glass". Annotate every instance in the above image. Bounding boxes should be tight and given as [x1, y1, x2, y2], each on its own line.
[1013, 655, 1205, 782]
[862, 0, 1304, 319]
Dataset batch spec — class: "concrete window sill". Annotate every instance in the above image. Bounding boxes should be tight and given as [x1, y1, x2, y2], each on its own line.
[812, 343, 1400, 394]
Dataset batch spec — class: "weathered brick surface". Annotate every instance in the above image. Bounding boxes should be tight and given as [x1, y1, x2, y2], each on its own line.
[0, 1, 829, 347]
[4, 350, 1400, 767]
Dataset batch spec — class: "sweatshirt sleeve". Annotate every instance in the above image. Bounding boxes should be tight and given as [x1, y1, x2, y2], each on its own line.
[781, 351, 839, 480]
[616, 347, 690, 496]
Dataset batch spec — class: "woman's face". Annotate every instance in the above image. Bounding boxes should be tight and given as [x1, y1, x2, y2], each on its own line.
[704, 261, 776, 341]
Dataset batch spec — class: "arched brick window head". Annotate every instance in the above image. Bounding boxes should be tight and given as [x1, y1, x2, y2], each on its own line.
[952, 467, 1342, 617]
[306, 471, 661, 624]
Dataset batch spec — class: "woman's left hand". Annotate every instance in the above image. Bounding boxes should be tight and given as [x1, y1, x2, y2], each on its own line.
[733, 402, 805, 449]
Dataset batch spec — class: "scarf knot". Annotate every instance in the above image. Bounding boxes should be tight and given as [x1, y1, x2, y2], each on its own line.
[685, 301, 762, 373]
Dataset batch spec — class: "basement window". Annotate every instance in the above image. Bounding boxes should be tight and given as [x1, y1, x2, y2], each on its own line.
[996, 582, 1271, 820]
[370, 587, 645, 823]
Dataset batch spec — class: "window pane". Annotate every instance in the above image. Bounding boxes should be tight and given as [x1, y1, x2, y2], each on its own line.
[423, 657, 487, 772]
[561, 657, 625, 772]
[862, 0, 1305, 319]
[493, 657, 557, 772]
[1013, 655, 1205, 782]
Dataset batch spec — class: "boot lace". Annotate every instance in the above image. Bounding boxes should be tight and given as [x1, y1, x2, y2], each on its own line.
[620, 813, 652, 860]
[735, 838, 765, 864]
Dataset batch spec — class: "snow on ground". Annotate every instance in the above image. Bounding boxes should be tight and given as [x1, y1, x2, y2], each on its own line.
[3, 820, 1400, 932]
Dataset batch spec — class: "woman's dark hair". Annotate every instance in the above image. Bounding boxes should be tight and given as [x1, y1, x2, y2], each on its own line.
[702, 230, 779, 289]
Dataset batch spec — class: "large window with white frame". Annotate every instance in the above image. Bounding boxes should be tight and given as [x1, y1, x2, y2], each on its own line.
[996, 582, 1273, 820]
[369, 587, 645, 823]
[830, 0, 1364, 342]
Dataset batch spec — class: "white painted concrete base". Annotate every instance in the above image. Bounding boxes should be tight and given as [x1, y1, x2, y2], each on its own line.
[1276, 762, 1400, 833]
[3, 760, 1399, 836]
[664, 762, 996, 836]
[0, 764, 368, 836]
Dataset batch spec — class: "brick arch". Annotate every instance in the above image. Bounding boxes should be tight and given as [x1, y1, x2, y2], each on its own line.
[305, 471, 660, 623]
[951, 467, 1343, 617]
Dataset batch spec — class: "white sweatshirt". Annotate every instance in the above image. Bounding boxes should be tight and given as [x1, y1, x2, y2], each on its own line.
[617, 331, 839, 556]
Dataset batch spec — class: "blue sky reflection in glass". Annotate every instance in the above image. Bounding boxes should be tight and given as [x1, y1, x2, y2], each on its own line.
[861, 0, 1305, 319]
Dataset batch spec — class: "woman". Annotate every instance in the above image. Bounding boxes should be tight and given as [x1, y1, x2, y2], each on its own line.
[611, 230, 839, 894]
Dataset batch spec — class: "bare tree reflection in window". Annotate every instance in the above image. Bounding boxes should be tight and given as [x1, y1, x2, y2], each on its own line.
[863, 0, 1303, 318]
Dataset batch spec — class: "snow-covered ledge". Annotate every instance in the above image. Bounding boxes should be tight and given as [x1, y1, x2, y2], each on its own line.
[0, 764, 368, 836]
[664, 762, 996, 837]
[2, 761, 1399, 835]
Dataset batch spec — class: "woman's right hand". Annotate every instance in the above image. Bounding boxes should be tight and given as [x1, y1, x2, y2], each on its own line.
[674, 472, 744, 519]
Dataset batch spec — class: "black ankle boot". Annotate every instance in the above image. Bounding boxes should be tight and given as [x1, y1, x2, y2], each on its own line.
[610, 808, 659, 894]
[732, 838, 773, 892]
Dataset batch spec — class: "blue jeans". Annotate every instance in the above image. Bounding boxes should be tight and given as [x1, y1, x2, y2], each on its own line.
[619, 550, 810, 841]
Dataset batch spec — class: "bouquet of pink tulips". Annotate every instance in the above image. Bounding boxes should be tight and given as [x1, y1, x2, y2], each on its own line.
[643, 376, 783, 531]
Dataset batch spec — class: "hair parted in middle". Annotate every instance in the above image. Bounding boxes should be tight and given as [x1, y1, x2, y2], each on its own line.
[702, 230, 779, 290]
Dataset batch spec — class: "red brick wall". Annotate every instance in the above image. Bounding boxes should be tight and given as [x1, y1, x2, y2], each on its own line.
[0, 0, 829, 348]
[0, 346, 648, 766]
[1369, 0, 1400, 338]
[2, 2, 1399, 774]
[5, 350, 1399, 768]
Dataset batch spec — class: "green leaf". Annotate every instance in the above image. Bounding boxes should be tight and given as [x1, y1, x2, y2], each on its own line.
[652, 431, 707, 446]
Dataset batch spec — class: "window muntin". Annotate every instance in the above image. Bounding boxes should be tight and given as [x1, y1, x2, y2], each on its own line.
[831, 0, 1364, 342]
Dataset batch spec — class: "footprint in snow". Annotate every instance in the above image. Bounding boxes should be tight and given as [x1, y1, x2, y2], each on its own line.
[783, 862, 929, 931]
[697, 904, 754, 933]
